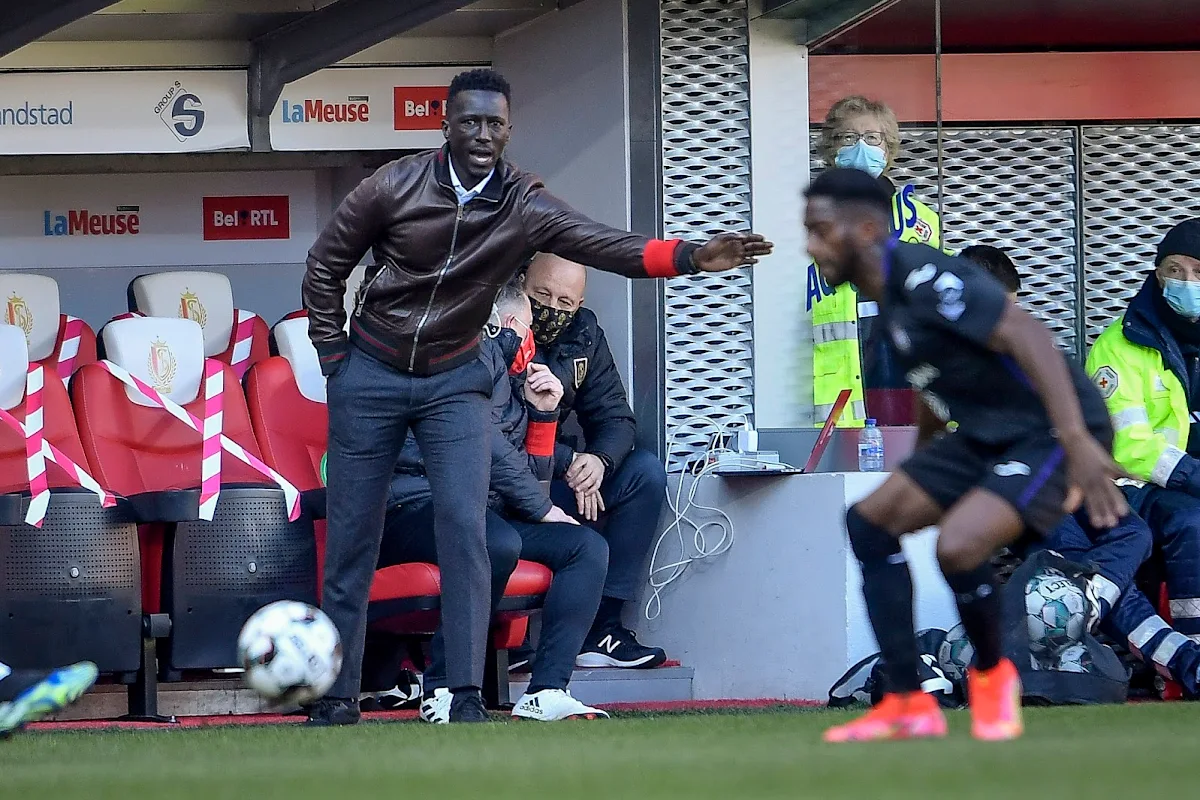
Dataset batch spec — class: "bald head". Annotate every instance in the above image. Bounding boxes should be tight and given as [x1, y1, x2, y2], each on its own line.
[524, 252, 587, 313]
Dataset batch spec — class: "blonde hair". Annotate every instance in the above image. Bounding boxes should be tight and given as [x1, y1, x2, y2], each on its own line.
[819, 95, 901, 171]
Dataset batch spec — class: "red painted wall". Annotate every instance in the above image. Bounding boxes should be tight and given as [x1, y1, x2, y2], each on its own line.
[810, 52, 1200, 124]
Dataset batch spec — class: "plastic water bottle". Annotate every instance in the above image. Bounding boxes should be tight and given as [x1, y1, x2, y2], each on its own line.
[858, 419, 885, 472]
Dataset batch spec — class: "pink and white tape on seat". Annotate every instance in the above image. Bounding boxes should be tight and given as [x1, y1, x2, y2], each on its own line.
[0, 365, 115, 528]
[228, 309, 259, 379]
[55, 316, 85, 380]
[96, 358, 301, 522]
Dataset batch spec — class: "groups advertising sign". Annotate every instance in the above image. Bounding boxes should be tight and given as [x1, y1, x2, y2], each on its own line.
[0, 71, 250, 155]
[268, 66, 465, 151]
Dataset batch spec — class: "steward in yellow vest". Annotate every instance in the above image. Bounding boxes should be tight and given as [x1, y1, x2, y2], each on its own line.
[808, 180, 942, 427]
[1085, 218, 1200, 644]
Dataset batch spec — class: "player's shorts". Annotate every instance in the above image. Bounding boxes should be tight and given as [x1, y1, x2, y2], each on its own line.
[899, 431, 1073, 536]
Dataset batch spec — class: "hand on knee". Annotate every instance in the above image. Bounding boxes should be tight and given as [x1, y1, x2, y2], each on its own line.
[846, 505, 902, 565]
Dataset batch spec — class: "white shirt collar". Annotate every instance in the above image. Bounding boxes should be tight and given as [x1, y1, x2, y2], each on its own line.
[449, 158, 494, 204]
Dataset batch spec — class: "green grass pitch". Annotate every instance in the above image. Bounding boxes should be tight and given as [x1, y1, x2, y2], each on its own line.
[1, 703, 1194, 799]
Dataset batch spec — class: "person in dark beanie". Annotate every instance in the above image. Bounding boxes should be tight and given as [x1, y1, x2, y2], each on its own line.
[958, 246, 1192, 693]
[1086, 218, 1200, 653]
[301, 67, 772, 725]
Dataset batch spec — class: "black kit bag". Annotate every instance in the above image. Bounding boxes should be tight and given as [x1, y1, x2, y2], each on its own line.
[1001, 549, 1129, 706]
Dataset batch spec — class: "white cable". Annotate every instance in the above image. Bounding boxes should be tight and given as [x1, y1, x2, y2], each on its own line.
[643, 415, 794, 621]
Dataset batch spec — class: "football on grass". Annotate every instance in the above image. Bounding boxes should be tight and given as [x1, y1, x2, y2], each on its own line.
[237, 600, 343, 705]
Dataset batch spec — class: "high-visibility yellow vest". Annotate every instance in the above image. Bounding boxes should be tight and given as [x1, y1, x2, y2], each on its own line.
[1086, 317, 1191, 486]
[808, 185, 943, 428]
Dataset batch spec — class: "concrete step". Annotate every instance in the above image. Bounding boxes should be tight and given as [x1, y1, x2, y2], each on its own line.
[507, 665, 694, 706]
[50, 664, 696, 722]
[45, 680, 278, 723]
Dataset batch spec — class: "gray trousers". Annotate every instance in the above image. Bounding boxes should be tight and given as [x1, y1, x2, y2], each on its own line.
[323, 343, 493, 697]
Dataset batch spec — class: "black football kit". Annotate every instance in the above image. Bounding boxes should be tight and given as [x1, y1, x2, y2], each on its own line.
[878, 241, 1114, 534]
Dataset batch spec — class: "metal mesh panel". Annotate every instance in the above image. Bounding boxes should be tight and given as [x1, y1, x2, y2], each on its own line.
[811, 128, 1080, 355]
[661, 0, 752, 470]
[1082, 126, 1200, 346]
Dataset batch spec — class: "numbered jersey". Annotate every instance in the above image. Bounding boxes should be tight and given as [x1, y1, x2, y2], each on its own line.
[880, 242, 1111, 445]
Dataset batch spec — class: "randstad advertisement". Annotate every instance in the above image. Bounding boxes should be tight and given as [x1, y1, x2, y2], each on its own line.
[268, 66, 465, 152]
[0, 70, 249, 155]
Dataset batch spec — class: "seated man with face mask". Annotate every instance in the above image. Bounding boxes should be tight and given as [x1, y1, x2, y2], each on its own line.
[519, 252, 670, 671]
[381, 281, 611, 723]
[1084, 218, 1200, 690]
[961, 247, 1184, 690]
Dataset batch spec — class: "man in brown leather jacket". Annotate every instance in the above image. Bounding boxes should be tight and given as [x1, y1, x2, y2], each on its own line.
[302, 68, 772, 725]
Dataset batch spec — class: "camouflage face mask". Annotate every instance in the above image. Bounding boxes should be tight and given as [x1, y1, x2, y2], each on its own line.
[528, 296, 576, 346]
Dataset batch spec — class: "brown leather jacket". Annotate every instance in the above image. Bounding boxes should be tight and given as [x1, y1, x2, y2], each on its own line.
[303, 146, 699, 376]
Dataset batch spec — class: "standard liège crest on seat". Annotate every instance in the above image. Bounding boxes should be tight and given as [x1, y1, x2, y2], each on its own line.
[147, 337, 178, 395]
[5, 293, 33, 338]
[131, 271, 235, 358]
[102, 318, 204, 408]
[0, 274, 60, 362]
[179, 289, 208, 330]
[273, 317, 325, 404]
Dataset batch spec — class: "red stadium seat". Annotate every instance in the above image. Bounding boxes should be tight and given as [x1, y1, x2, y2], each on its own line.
[72, 317, 316, 677]
[0, 273, 98, 380]
[247, 315, 450, 623]
[128, 271, 269, 379]
[247, 315, 551, 702]
[0, 324, 140, 677]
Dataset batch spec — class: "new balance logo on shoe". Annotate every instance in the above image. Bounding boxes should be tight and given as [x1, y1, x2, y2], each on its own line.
[577, 627, 668, 670]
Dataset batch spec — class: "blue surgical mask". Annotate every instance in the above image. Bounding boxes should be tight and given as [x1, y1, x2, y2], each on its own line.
[835, 141, 888, 178]
[1163, 278, 1200, 320]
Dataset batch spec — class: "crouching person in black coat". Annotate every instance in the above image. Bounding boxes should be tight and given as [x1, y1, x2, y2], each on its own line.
[381, 283, 611, 722]
[519, 252, 669, 670]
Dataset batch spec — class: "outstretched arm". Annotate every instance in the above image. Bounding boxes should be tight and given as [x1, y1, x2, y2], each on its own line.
[519, 183, 772, 279]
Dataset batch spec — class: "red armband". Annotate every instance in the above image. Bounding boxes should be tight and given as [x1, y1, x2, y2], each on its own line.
[642, 239, 682, 278]
[524, 420, 558, 457]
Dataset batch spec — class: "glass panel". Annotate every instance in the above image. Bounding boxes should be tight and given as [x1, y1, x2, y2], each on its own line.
[805, 0, 941, 429]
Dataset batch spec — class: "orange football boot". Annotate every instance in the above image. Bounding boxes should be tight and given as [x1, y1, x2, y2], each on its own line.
[823, 691, 948, 743]
[968, 658, 1023, 741]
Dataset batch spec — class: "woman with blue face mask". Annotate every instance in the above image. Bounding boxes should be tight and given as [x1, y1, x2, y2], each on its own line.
[833, 124, 889, 177]
[809, 96, 944, 430]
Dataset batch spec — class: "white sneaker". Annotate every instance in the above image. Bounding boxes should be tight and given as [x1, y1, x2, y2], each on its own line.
[511, 689, 609, 721]
[419, 687, 451, 724]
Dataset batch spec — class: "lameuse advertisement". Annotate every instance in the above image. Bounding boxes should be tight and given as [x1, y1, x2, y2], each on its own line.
[0, 172, 318, 268]
[268, 66, 464, 151]
[0, 71, 250, 155]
